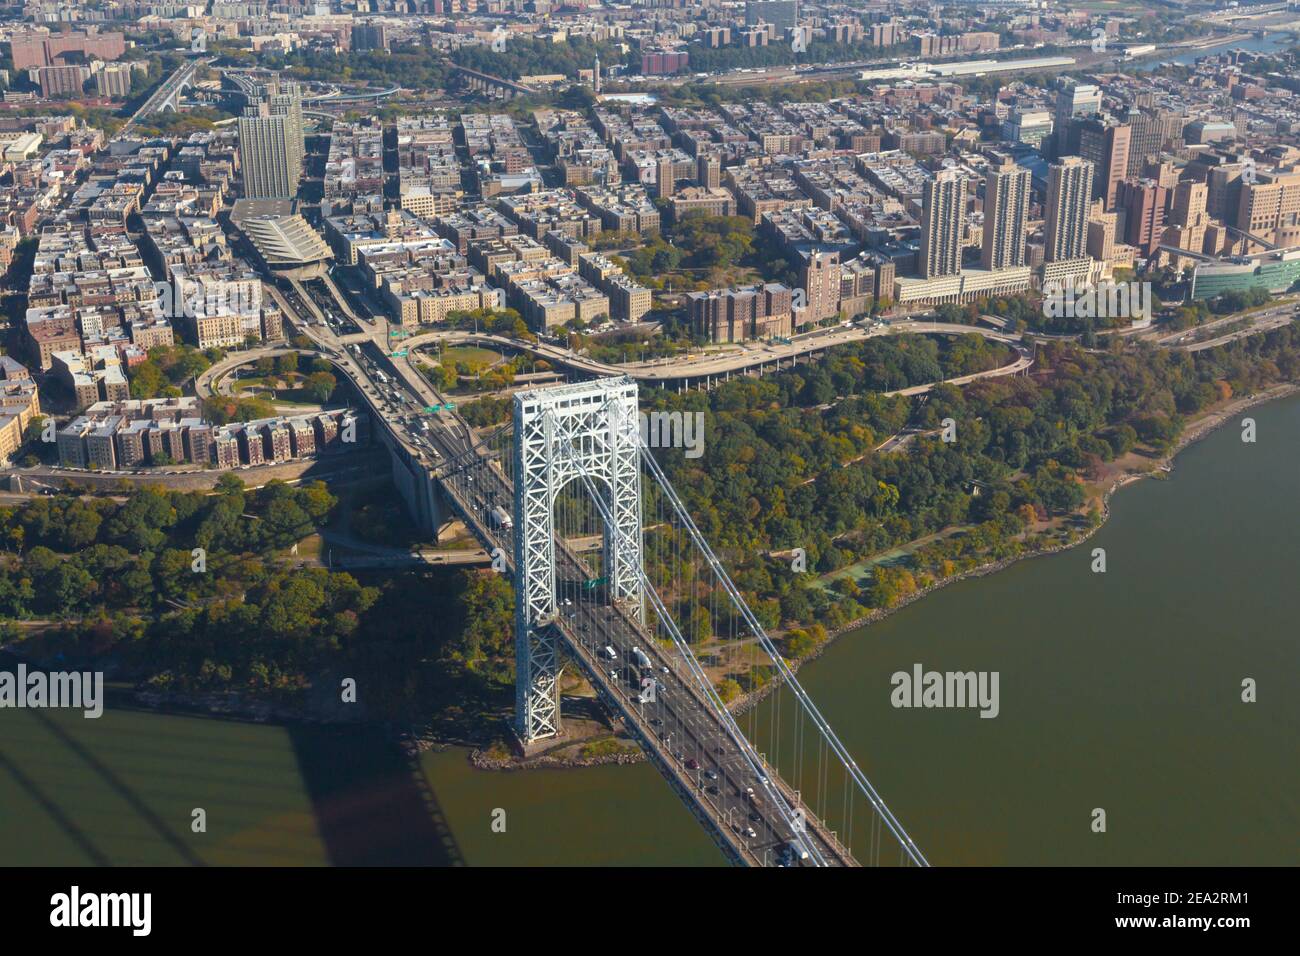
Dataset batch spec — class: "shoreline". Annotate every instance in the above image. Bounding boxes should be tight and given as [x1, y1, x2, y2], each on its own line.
[476, 379, 1300, 762]
[19, 382, 1288, 768]
[731, 380, 1300, 712]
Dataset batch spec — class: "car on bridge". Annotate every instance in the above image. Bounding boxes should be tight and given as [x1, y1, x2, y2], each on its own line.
[778, 842, 809, 866]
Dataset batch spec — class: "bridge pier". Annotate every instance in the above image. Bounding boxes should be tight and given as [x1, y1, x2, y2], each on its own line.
[385, 442, 445, 539]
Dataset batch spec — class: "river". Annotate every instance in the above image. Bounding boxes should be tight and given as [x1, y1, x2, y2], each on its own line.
[420, 392, 1300, 866]
[2, 395, 1297, 865]
[1145, 30, 1294, 69]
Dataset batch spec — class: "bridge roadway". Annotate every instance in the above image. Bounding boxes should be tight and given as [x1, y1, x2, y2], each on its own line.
[119, 56, 212, 138]
[276, 280, 883, 865]
[450, 65, 539, 97]
[435, 447, 857, 867]
[303, 86, 400, 105]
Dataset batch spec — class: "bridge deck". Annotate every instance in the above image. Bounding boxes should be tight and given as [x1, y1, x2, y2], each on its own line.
[436, 445, 857, 867]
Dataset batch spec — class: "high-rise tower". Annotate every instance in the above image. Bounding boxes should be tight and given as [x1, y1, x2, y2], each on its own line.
[920, 168, 966, 279]
[981, 158, 1030, 271]
[237, 75, 305, 200]
[1043, 156, 1095, 263]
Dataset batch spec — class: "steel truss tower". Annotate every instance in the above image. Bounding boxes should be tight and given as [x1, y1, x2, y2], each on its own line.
[513, 378, 644, 745]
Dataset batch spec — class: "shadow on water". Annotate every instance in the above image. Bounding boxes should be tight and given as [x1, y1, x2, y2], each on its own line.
[0, 748, 112, 867]
[0, 650, 193, 867]
[288, 724, 465, 866]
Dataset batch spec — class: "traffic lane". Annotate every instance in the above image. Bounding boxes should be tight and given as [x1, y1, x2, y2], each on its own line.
[571, 598, 793, 859]
[573, 612, 733, 796]
[595, 610, 834, 865]
[562, 608, 756, 845]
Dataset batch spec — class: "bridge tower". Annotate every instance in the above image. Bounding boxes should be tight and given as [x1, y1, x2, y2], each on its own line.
[512, 378, 644, 748]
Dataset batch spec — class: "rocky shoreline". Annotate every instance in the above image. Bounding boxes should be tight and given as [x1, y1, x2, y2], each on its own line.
[468, 747, 644, 771]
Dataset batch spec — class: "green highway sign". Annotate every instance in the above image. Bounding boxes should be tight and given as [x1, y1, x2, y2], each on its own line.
[582, 577, 607, 591]
[425, 405, 440, 413]
[445, 402, 456, 410]
[391, 349, 408, 357]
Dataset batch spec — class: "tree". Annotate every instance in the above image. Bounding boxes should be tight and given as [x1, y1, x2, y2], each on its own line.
[304, 371, 336, 403]
[59, 502, 102, 550]
[716, 678, 742, 703]
[23, 416, 48, 445]
[129, 361, 166, 399]
[686, 603, 713, 643]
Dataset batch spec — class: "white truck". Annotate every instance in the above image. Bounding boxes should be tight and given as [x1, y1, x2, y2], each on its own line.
[631, 646, 653, 670]
[490, 506, 513, 531]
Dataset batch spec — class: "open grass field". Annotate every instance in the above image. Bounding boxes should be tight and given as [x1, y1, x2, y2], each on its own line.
[438, 346, 503, 371]
[232, 373, 329, 408]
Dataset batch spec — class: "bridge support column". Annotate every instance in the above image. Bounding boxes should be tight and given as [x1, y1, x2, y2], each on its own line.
[387, 444, 444, 538]
[512, 378, 643, 748]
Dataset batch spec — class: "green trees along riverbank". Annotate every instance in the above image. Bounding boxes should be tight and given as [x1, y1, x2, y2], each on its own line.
[4, 323, 1300, 718]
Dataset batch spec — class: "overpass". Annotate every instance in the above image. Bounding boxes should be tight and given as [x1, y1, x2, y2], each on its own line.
[1224, 223, 1279, 251]
[885, 339, 1034, 396]
[123, 56, 211, 131]
[398, 319, 1028, 390]
[260, 281, 450, 537]
[303, 85, 400, 105]
[450, 65, 538, 99]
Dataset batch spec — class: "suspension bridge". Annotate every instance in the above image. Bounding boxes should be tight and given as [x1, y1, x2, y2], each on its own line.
[431, 377, 928, 868]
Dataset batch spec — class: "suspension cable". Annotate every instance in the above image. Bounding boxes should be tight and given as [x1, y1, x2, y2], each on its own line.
[639, 439, 930, 867]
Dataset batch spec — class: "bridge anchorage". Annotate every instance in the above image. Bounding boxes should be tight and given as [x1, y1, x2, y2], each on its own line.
[438, 376, 929, 867]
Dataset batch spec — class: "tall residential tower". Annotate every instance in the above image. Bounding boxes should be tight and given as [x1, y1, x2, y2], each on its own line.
[981, 158, 1031, 270]
[919, 168, 967, 279]
[1044, 157, 1095, 263]
[237, 77, 305, 200]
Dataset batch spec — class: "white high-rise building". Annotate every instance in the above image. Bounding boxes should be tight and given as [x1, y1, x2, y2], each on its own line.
[1044, 157, 1095, 263]
[920, 169, 967, 279]
[1054, 79, 1102, 155]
